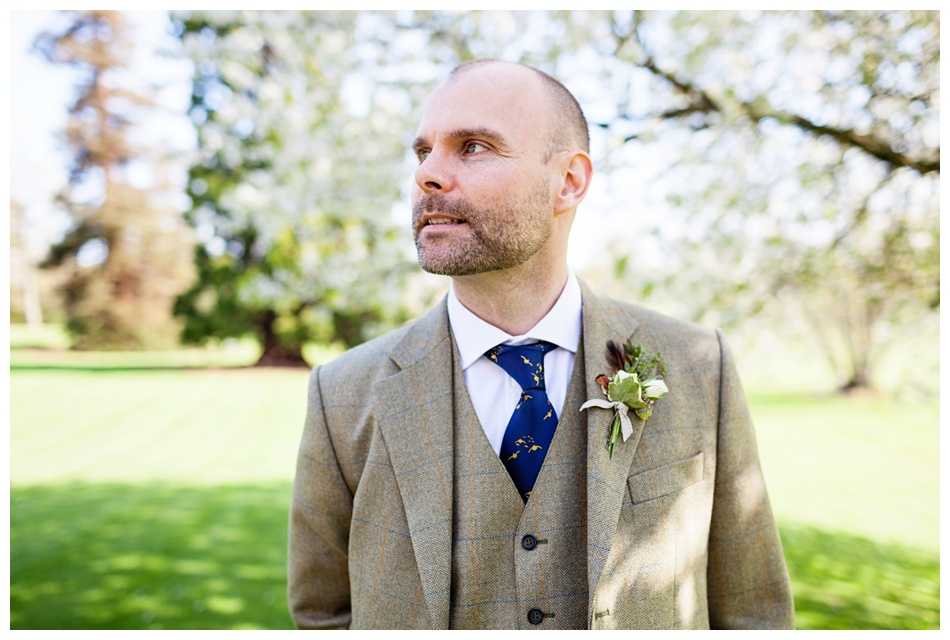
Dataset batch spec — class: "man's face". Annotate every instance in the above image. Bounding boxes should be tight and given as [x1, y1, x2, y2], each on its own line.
[410, 65, 558, 276]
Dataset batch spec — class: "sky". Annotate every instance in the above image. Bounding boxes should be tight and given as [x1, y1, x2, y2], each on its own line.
[9, 10, 195, 261]
[9, 11, 75, 257]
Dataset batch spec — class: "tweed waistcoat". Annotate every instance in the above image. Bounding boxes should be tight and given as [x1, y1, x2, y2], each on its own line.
[449, 337, 589, 629]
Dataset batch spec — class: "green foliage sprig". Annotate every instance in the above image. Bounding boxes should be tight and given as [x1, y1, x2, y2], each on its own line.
[605, 339, 667, 380]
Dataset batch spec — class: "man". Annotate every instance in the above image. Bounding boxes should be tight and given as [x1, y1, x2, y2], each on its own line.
[288, 59, 794, 630]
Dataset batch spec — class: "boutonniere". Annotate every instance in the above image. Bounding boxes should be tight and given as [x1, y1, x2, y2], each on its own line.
[580, 340, 669, 458]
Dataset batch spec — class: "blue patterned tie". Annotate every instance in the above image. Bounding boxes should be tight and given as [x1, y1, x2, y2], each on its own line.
[486, 341, 559, 502]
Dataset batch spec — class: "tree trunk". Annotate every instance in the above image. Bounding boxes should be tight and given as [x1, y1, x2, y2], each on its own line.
[256, 342, 309, 367]
[839, 297, 881, 394]
[840, 366, 873, 393]
[254, 310, 309, 368]
[22, 265, 44, 327]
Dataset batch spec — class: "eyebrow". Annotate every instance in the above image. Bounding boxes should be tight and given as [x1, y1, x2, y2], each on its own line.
[412, 127, 509, 154]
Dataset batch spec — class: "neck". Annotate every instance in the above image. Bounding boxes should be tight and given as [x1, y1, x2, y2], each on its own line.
[451, 260, 569, 336]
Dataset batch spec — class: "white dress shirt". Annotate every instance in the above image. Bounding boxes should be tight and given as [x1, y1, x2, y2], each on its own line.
[447, 273, 582, 455]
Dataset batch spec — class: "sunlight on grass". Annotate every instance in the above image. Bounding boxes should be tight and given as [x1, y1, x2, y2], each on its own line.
[10, 483, 294, 630]
[10, 367, 311, 485]
[9, 333, 939, 630]
[752, 392, 939, 551]
[10, 483, 938, 630]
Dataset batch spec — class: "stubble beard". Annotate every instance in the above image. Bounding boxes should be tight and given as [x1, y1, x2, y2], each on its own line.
[412, 178, 554, 277]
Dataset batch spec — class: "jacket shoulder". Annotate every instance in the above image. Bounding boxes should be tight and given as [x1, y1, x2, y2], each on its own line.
[312, 297, 448, 400]
[316, 322, 411, 384]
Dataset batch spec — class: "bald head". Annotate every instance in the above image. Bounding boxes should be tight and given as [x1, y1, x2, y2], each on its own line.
[410, 57, 594, 285]
[447, 59, 590, 161]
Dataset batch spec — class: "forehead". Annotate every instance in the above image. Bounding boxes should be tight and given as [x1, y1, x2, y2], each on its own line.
[415, 65, 549, 146]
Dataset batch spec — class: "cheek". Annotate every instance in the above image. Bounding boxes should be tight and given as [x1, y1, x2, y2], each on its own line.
[464, 170, 516, 201]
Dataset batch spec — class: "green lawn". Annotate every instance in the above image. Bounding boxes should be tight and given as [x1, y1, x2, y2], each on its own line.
[11, 366, 309, 485]
[752, 391, 939, 553]
[11, 483, 294, 630]
[9, 326, 940, 629]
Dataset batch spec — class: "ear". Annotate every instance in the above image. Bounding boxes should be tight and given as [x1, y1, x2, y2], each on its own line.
[554, 151, 593, 216]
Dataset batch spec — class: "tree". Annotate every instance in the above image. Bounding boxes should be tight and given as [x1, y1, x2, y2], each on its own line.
[590, 10, 939, 391]
[10, 200, 44, 327]
[34, 10, 194, 350]
[172, 10, 418, 366]
[169, 10, 937, 386]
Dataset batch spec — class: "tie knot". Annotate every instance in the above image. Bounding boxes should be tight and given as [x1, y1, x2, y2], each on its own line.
[485, 341, 556, 391]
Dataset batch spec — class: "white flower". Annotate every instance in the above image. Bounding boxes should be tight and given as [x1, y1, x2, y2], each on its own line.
[642, 378, 669, 400]
[614, 369, 637, 384]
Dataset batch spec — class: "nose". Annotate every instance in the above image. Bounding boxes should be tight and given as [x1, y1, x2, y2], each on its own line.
[414, 149, 453, 195]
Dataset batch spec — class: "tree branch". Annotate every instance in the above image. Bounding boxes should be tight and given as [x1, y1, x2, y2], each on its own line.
[639, 57, 720, 116]
[631, 53, 939, 176]
[754, 109, 939, 176]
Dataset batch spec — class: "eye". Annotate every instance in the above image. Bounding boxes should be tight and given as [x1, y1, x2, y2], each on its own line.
[416, 149, 430, 163]
[464, 142, 487, 154]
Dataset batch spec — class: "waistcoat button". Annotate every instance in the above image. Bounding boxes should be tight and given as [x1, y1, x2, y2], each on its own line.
[521, 534, 537, 550]
[527, 608, 544, 625]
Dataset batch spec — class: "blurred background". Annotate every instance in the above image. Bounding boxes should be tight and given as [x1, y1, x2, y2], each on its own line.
[8, 9, 939, 630]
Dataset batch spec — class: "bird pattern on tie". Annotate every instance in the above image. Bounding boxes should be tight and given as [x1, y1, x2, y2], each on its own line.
[486, 341, 559, 502]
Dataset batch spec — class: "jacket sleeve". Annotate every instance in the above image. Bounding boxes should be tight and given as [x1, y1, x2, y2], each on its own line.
[706, 331, 795, 629]
[288, 366, 353, 629]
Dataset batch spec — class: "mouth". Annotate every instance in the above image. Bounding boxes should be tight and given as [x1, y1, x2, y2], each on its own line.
[421, 214, 467, 228]
[413, 194, 473, 235]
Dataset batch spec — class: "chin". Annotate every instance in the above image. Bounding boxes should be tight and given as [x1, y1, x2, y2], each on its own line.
[418, 254, 516, 278]
[418, 260, 476, 277]
[417, 254, 478, 277]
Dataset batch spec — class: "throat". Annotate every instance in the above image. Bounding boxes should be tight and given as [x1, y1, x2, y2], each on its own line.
[452, 267, 569, 336]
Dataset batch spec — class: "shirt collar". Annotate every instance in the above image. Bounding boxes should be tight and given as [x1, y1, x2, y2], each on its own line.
[447, 272, 582, 371]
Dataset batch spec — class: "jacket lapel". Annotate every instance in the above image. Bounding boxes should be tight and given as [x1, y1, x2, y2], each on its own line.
[580, 283, 644, 619]
[373, 300, 455, 629]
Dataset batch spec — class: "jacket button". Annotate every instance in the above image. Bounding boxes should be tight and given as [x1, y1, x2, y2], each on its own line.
[521, 534, 537, 550]
[527, 608, 544, 625]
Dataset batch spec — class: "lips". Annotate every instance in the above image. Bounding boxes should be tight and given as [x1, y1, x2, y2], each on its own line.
[413, 195, 473, 235]
[424, 216, 464, 226]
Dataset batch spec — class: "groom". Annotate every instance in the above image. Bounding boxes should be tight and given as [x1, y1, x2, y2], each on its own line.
[288, 59, 794, 629]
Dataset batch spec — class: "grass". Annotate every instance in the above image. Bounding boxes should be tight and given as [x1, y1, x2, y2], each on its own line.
[10, 367, 310, 485]
[752, 391, 939, 552]
[10, 483, 294, 630]
[779, 524, 939, 630]
[8, 324, 940, 629]
[12, 485, 938, 631]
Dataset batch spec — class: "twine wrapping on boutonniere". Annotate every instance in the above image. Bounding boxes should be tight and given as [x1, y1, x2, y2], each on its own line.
[580, 339, 669, 458]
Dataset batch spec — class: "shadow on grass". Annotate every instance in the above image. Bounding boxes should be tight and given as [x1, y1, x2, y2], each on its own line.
[10, 482, 295, 630]
[10, 483, 939, 629]
[779, 523, 939, 629]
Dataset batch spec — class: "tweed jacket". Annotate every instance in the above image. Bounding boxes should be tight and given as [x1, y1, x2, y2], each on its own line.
[288, 282, 794, 629]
